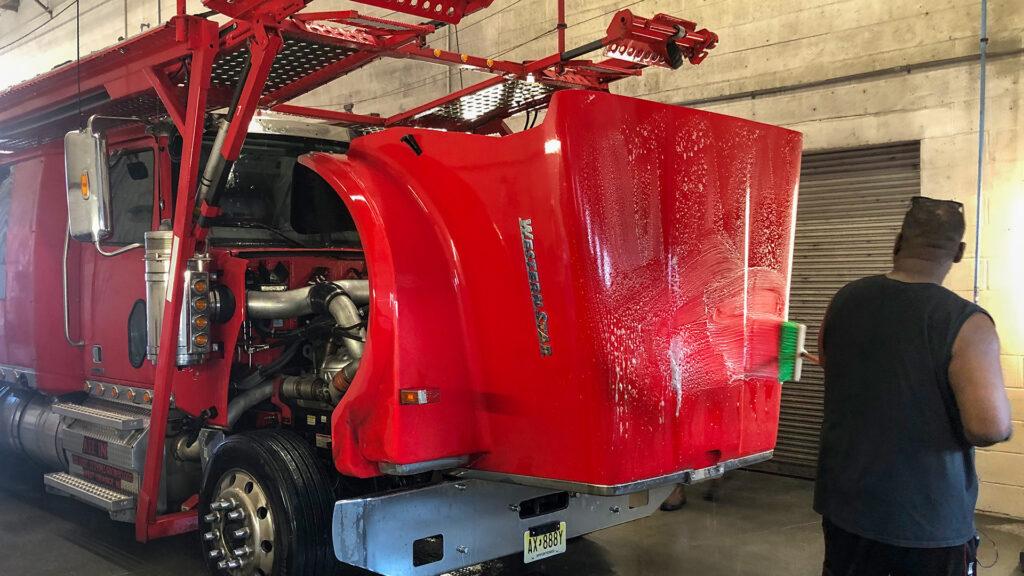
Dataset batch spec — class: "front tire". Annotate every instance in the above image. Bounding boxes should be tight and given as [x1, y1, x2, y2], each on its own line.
[199, 430, 336, 576]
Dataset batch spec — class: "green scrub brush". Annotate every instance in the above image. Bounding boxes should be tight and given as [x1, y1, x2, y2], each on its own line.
[778, 321, 807, 382]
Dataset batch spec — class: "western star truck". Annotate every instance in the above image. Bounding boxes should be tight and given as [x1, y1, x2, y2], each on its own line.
[0, 1, 803, 574]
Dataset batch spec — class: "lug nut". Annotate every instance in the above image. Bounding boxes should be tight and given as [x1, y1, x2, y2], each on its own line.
[232, 546, 251, 557]
[231, 527, 250, 540]
[208, 549, 223, 560]
[226, 509, 245, 521]
[217, 559, 229, 570]
[203, 512, 221, 523]
[203, 530, 220, 542]
[225, 559, 243, 570]
[211, 499, 234, 511]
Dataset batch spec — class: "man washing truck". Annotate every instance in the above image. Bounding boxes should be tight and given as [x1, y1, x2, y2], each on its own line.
[815, 197, 1013, 576]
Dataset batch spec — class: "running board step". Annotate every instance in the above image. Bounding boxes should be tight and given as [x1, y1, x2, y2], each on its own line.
[53, 400, 148, 431]
[44, 472, 136, 521]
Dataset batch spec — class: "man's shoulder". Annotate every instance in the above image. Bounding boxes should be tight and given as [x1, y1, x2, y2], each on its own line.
[835, 275, 886, 298]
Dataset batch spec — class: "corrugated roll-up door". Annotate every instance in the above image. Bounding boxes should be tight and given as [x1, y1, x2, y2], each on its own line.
[758, 142, 920, 479]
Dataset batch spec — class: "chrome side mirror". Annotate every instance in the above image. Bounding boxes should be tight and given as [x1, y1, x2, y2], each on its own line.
[64, 123, 111, 242]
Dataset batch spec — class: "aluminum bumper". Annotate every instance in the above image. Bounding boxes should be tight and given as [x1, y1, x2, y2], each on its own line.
[333, 479, 674, 576]
[453, 450, 774, 496]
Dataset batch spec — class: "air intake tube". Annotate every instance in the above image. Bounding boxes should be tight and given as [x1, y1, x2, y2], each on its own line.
[308, 282, 364, 360]
[245, 280, 367, 362]
[245, 280, 369, 319]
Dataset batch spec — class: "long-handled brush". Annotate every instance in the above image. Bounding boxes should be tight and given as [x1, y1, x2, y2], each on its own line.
[745, 319, 809, 382]
[777, 321, 807, 382]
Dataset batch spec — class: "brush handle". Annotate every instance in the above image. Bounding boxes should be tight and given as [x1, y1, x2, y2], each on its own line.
[801, 351, 821, 366]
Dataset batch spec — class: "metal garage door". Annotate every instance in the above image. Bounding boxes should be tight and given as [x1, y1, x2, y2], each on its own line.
[759, 142, 920, 478]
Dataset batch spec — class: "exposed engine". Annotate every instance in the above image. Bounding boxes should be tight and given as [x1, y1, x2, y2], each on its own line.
[235, 277, 368, 431]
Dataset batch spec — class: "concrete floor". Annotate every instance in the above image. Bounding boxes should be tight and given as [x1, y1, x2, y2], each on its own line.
[1, 462, 1021, 576]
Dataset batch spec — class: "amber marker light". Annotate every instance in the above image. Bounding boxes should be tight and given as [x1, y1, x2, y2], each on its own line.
[399, 389, 439, 405]
[80, 172, 90, 199]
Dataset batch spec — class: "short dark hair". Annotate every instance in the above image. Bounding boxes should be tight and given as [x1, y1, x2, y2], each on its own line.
[898, 197, 965, 259]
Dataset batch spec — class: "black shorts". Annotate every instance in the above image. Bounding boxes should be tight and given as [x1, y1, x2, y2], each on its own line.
[822, 518, 979, 576]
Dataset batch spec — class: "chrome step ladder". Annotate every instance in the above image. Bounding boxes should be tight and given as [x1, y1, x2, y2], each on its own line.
[46, 391, 152, 523]
[43, 472, 137, 521]
[53, 400, 149, 431]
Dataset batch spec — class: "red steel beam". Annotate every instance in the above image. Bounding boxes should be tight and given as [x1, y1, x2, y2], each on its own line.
[137, 17, 219, 543]
[271, 104, 387, 127]
[144, 67, 187, 133]
[397, 44, 526, 76]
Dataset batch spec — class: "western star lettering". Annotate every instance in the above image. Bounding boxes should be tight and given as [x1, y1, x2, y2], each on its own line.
[519, 218, 553, 357]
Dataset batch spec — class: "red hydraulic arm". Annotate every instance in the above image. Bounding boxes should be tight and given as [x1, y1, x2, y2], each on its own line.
[603, 11, 718, 68]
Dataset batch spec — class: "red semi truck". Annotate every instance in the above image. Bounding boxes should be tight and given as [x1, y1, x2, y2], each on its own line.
[0, 1, 804, 575]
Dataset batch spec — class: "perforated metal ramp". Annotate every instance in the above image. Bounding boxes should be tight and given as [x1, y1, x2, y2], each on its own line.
[53, 401, 149, 431]
[408, 80, 557, 130]
[44, 472, 137, 519]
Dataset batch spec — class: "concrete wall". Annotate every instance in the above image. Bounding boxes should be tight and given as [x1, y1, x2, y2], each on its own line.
[1, 0, 1023, 517]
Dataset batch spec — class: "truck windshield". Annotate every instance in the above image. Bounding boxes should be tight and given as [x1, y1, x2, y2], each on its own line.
[198, 136, 357, 248]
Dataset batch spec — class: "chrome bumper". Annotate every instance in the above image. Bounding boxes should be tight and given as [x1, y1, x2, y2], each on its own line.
[333, 479, 674, 576]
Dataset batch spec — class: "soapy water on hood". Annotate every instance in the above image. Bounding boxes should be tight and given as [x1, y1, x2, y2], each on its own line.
[573, 106, 794, 435]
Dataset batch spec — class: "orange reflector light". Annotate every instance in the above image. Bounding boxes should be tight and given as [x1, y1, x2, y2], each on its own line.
[194, 315, 209, 330]
[80, 172, 90, 199]
[193, 298, 209, 312]
[194, 333, 210, 348]
[399, 389, 439, 405]
[193, 279, 209, 293]
[143, 391, 152, 404]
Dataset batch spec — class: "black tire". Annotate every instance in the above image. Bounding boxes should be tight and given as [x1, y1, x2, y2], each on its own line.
[199, 430, 336, 576]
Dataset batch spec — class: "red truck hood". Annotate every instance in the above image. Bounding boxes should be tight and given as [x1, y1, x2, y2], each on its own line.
[304, 90, 803, 490]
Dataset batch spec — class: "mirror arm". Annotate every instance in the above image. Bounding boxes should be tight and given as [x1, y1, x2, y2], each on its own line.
[86, 114, 147, 133]
[93, 237, 142, 257]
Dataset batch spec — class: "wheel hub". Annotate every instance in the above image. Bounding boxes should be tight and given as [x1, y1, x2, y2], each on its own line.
[202, 469, 275, 576]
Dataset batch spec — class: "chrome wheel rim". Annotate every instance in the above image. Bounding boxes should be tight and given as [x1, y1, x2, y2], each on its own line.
[202, 469, 275, 576]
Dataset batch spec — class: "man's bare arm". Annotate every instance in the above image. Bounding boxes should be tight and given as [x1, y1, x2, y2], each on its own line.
[949, 313, 1013, 447]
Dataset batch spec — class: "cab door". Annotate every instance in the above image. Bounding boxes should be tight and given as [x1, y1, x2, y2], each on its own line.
[78, 138, 159, 386]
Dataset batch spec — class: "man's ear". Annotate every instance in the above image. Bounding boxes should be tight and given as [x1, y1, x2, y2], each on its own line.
[953, 242, 966, 264]
[893, 233, 904, 258]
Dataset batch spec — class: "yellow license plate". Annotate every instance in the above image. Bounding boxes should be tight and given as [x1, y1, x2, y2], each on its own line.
[523, 521, 567, 563]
